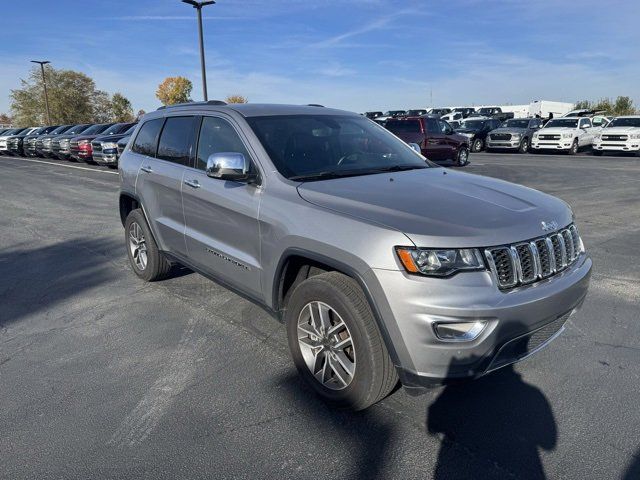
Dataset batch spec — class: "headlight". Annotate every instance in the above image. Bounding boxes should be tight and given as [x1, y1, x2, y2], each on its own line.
[396, 247, 485, 277]
[511, 133, 521, 139]
[102, 142, 118, 149]
[533, 132, 539, 139]
[630, 133, 640, 139]
[562, 133, 573, 138]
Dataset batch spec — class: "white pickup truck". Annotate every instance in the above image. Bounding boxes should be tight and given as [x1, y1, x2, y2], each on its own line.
[531, 117, 605, 154]
[592, 116, 640, 156]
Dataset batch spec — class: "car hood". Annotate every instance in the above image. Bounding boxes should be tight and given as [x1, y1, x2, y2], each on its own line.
[297, 168, 572, 248]
[72, 134, 102, 141]
[490, 127, 527, 134]
[94, 133, 129, 143]
[455, 129, 480, 135]
[602, 127, 640, 134]
[537, 127, 577, 134]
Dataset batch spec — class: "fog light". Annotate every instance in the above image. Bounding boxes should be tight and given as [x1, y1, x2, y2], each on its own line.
[433, 321, 486, 341]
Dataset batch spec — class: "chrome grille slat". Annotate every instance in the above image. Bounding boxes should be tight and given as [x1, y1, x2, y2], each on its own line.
[485, 224, 583, 290]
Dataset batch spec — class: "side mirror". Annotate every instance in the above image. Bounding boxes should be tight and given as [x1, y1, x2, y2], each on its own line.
[408, 143, 421, 153]
[206, 152, 255, 182]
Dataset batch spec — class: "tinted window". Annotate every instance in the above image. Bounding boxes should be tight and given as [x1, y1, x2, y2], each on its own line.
[385, 119, 421, 134]
[82, 124, 112, 135]
[157, 116, 195, 165]
[66, 124, 91, 135]
[196, 116, 251, 171]
[424, 118, 439, 133]
[132, 118, 164, 157]
[608, 117, 640, 128]
[103, 122, 135, 135]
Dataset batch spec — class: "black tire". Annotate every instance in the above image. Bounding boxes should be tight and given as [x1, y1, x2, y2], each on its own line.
[518, 137, 529, 153]
[568, 139, 578, 155]
[285, 271, 398, 410]
[124, 209, 171, 281]
[456, 146, 470, 167]
[472, 138, 484, 152]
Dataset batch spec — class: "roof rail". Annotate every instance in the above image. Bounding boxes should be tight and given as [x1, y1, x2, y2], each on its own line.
[307, 104, 325, 107]
[157, 100, 228, 110]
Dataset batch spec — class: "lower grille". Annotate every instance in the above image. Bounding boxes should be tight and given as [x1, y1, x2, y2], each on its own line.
[485, 224, 583, 290]
[539, 134, 560, 140]
[489, 311, 570, 371]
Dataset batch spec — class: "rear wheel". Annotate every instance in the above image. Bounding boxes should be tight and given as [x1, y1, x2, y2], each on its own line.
[124, 209, 171, 281]
[285, 272, 398, 410]
[568, 139, 578, 155]
[472, 138, 484, 152]
[518, 137, 529, 153]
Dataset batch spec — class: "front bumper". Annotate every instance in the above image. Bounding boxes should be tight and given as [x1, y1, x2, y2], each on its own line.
[487, 140, 520, 149]
[365, 253, 592, 390]
[593, 142, 640, 152]
[531, 139, 574, 150]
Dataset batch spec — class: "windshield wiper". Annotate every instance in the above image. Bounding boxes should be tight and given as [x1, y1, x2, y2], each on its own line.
[370, 164, 429, 173]
[290, 164, 428, 182]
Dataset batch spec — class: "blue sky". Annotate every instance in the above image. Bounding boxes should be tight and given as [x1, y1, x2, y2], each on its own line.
[1, 0, 638, 114]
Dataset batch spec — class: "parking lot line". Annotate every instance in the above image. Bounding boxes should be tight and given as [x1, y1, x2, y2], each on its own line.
[2, 156, 118, 175]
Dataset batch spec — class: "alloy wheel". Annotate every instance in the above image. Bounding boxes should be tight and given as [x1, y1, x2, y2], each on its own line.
[128, 221, 148, 271]
[297, 301, 356, 390]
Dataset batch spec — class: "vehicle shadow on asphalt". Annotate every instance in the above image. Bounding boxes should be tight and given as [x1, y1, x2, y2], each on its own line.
[426, 322, 558, 480]
[622, 451, 640, 479]
[0, 238, 121, 328]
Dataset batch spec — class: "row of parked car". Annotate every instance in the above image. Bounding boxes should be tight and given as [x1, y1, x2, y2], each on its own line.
[366, 106, 514, 126]
[0, 121, 136, 167]
[380, 108, 640, 158]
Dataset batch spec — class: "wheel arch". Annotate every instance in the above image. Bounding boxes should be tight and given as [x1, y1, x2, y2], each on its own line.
[272, 248, 403, 369]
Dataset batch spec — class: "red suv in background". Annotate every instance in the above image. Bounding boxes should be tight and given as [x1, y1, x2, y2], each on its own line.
[385, 116, 470, 166]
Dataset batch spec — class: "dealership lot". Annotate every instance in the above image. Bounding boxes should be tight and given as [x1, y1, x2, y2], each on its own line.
[1, 153, 638, 479]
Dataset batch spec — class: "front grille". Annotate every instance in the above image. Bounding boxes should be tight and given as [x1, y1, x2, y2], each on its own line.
[539, 134, 560, 140]
[602, 134, 627, 141]
[485, 224, 583, 290]
[490, 133, 512, 141]
[489, 311, 570, 371]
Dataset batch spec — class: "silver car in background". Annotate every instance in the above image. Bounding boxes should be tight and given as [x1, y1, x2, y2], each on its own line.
[119, 103, 592, 410]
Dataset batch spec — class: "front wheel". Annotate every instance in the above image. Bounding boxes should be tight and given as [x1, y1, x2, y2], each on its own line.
[472, 138, 484, 152]
[456, 147, 470, 166]
[518, 137, 529, 153]
[568, 139, 579, 155]
[285, 272, 398, 410]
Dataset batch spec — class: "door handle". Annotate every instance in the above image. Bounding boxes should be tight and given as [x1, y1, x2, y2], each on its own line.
[184, 179, 200, 189]
[140, 165, 153, 173]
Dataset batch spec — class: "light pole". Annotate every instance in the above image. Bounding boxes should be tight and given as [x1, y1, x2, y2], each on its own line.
[31, 60, 52, 124]
[182, 0, 215, 101]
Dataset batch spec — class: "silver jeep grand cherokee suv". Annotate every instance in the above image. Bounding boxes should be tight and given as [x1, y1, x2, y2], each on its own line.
[119, 102, 592, 410]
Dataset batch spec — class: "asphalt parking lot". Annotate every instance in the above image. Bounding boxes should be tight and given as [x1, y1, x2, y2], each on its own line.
[1, 152, 639, 480]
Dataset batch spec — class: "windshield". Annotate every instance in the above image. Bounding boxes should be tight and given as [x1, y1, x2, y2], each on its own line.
[81, 124, 110, 135]
[478, 108, 495, 115]
[545, 119, 578, 128]
[607, 117, 640, 128]
[65, 124, 90, 135]
[385, 119, 422, 134]
[122, 125, 136, 135]
[50, 125, 71, 134]
[246, 114, 432, 180]
[407, 109, 427, 116]
[459, 120, 486, 130]
[502, 119, 530, 128]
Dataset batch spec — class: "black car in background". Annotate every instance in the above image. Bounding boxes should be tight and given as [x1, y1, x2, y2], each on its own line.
[51, 124, 92, 159]
[6, 127, 40, 156]
[454, 118, 503, 152]
[23, 125, 61, 156]
[36, 125, 73, 157]
[453, 107, 476, 118]
[116, 132, 132, 159]
[365, 111, 383, 119]
[73, 122, 133, 163]
[406, 109, 428, 116]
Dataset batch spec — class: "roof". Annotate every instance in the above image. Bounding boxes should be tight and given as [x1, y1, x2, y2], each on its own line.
[156, 102, 354, 118]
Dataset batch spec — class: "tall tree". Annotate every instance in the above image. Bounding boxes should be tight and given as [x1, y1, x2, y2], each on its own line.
[613, 96, 635, 116]
[10, 65, 112, 125]
[156, 76, 193, 105]
[0, 113, 12, 125]
[136, 109, 146, 120]
[111, 92, 134, 122]
[573, 100, 592, 110]
[225, 94, 248, 104]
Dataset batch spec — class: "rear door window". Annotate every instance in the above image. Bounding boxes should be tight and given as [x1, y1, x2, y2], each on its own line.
[424, 118, 440, 134]
[157, 116, 196, 165]
[131, 118, 164, 157]
[385, 120, 421, 134]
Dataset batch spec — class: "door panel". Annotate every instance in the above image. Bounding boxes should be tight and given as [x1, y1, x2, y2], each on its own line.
[136, 156, 188, 256]
[182, 170, 262, 297]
